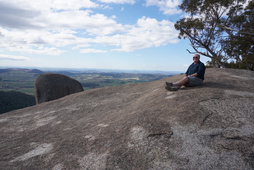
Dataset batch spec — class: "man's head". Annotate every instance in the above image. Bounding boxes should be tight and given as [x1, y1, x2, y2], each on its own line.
[193, 54, 200, 63]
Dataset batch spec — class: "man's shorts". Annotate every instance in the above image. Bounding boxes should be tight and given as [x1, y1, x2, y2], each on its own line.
[187, 76, 203, 86]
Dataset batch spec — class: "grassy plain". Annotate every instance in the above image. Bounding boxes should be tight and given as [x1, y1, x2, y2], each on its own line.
[0, 69, 41, 95]
[0, 68, 174, 95]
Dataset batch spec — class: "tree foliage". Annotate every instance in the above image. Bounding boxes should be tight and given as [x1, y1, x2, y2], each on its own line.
[223, 1, 254, 70]
[0, 91, 36, 114]
[175, 0, 254, 70]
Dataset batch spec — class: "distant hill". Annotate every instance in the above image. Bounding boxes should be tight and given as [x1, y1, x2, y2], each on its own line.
[0, 68, 44, 95]
[0, 91, 36, 114]
[0, 68, 172, 94]
[0, 68, 43, 75]
[1, 68, 254, 169]
[0, 69, 10, 74]
[28, 69, 44, 75]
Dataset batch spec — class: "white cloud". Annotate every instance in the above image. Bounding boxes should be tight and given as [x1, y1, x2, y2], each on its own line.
[3, 0, 99, 11]
[0, 1, 124, 34]
[80, 49, 107, 53]
[0, 0, 179, 55]
[0, 54, 29, 60]
[41, 10, 125, 35]
[145, 0, 182, 15]
[98, 0, 136, 4]
[0, 28, 69, 55]
[93, 17, 179, 51]
[49, 0, 99, 10]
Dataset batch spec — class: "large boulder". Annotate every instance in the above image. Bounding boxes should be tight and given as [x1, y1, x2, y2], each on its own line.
[34, 73, 84, 104]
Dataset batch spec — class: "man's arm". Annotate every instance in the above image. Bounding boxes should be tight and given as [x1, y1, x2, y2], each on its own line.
[197, 63, 206, 77]
[189, 73, 198, 77]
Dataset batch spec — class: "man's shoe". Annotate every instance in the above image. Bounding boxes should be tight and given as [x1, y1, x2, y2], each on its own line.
[169, 87, 178, 91]
[165, 86, 178, 91]
[165, 82, 173, 87]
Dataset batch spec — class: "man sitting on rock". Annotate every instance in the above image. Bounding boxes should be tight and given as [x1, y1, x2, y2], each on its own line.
[165, 54, 206, 91]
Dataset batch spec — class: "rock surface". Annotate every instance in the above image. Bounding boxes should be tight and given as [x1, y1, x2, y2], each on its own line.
[1, 68, 254, 169]
[34, 73, 84, 104]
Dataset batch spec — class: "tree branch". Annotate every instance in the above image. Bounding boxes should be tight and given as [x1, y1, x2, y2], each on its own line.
[218, 25, 254, 36]
[181, 28, 218, 58]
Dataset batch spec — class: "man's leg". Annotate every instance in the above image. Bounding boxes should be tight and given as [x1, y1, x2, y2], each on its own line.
[174, 76, 188, 88]
[165, 76, 203, 91]
[187, 77, 203, 86]
[165, 76, 188, 91]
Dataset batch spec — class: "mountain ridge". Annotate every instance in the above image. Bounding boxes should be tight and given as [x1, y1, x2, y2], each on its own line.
[1, 68, 254, 169]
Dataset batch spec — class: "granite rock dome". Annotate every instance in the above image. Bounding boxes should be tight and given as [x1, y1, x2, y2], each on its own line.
[1, 68, 254, 169]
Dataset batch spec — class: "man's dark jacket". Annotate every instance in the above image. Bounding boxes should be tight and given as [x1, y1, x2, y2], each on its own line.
[185, 61, 206, 80]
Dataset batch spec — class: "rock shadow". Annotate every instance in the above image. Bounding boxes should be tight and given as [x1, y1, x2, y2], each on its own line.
[179, 81, 235, 90]
[203, 81, 235, 89]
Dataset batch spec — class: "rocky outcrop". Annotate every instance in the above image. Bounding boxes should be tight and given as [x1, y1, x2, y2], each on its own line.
[1, 68, 254, 169]
[34, 73, 84, 104]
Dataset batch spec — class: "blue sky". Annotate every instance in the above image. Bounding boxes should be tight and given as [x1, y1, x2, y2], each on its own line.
[0, 0, 210, 71]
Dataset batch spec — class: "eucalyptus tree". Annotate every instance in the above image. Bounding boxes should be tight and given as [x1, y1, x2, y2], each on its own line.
[175, 0, 253, 68]
[223, 1, 254, 70]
